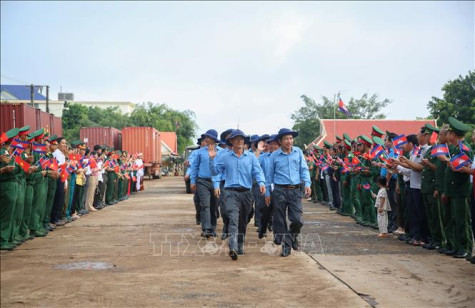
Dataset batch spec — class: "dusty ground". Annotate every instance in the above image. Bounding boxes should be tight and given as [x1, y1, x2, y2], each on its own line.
[1, 177, 368, 307]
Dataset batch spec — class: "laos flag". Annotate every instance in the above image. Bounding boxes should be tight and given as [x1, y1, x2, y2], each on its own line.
[431, 144, 449, 157]
[450, 153, 471, 170]
[393, 134, 408, 149]
[338, 98, 350, 116]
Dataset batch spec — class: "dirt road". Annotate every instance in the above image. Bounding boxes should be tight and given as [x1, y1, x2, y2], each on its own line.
[1, 177, 368, 307]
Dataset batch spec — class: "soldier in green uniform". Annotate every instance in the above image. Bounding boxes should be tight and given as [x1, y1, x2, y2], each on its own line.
[312, 145, 325, 204]
[19, 133, 37, 241]
[29, 128, 50, 237]
[117, 150, 125, 201]
[10, 126, 31, 246]
[43, 135, 59, 231]
[434, 125, 454, 254]
[340, 139, 353, 216]
[420, 124, 443, 250]
[440, 117, 473, 258]
[358, 135, 375, 227]
[0, 128, 21, 250]
[350, 138, 363, 223]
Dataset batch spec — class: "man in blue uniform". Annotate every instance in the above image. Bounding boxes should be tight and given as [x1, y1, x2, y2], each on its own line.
[265, 128, 311, 257]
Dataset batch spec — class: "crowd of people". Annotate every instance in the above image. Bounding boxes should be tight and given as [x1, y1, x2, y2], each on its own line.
[306, 118, 474, 264]
[184, 118, 474, 262]
[0, 126, 145, 251]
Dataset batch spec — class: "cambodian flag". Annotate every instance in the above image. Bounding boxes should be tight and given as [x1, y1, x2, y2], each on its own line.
[393, 135, 408, 149]
[338, 98, 350, 116]
[450, 153, 472, 170]
[431, 144, 449, 157]
[362, 183, 371, 190]
[32, 142, 47, 154]
[412, 145, 421, 156]
[459, 141, 470, 153]
[370, 144, 384, 160]
[11, 138, 29, 150]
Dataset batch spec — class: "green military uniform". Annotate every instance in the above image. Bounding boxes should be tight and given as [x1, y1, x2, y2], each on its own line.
[443, 117, 473, 258]
[340, 140, 353, 215]
[0, 128, 21, 250]
[434, 151, 452, 251]
[350, 151, 362, 222]
[420, 124, 443, 249]
[358, 135, 374, 226]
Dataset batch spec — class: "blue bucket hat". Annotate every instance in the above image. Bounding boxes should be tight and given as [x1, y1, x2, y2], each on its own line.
[266, 134, 278, 143]
[276, 128, 298, 140]
[220, 129, 234, 142]
[196, 137, 203, 145]
[259, 134, 270, 142]
[226, 129, 250, 146]
[201, 129, 219, 143]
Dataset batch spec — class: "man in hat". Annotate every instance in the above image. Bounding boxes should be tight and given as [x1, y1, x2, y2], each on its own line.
[42, 134, 59, 232]
[51, 137, 68, 226]
[339, 140, 353, 216]
[186, 138, 206, 225]
[356, 135, 376, 227]
[265, 128, 311, 257]
[440, 117, 473, 258]
[190, 129, 221, 238]
[323, 140, 335, 209]
[0, 128, 21, 250]
[208, 129, 266, 260]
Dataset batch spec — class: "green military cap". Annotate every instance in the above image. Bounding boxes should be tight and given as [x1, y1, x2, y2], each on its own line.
[6, 128, 20, 139]
[424, 123, 439, 134]
[313, 144, 323, 151]
[44, 132, 49, 138]
[70, 140, 81, 147]
[371, 125, 385, 137]
[323, 140, 333, 149]
[372, 136, 384, 146]
[47, 134, 58, 142]
[447, 117, 470, 136]
[33, 128, 45, 138]
[344, 139, 352, 149]
[335, 135, 342, 141]
[18, 126, 30, 136]
[343, 133, 351, 142]
[360, 135, 373, 147]
[26, 134, 36, 141]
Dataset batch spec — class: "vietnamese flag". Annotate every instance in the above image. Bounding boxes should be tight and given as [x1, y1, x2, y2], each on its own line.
[450, 153, 472, 170]
[0, 132, 7, 144]
[60, 167, 69, 182]
[89, 158, 97, 169]
[15, 155, 31, 172]
[47, 158, 58, 171]
[114, 165, 120, 173]
[352, 156, 361, 166]
[431, 144, 449, 157]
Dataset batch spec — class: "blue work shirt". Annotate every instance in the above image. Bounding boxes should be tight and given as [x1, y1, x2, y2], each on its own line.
[214, 147, 232, 183]
[259, 152, 271, 173]
[185, 149, 200, 176]
[265, 146, 311, 196]
[209, 149, 266, 190]
[190, 145, 221, 186]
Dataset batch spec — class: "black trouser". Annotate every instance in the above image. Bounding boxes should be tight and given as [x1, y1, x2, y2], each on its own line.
[94, 180, 105, 207]
[223, 189, 253, 252]
[51, 179, 64, 223]
[470, 192, 475, 243]
[330, 177, 341, 209]
[387, 178, 398, 232]
[409, 188, 429, 242]
[272, 186, 303, 248]
[259, 200, 274, 235]
[196, 178, 218, 232]
[320, 178, 329, 202]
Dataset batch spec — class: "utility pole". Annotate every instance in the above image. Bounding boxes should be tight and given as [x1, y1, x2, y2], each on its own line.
[26, 84, 50, 112]
[30, 84, 34, 107]
[46, 86, 49, 113]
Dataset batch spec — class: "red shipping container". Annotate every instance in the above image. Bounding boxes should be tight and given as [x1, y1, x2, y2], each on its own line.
[1, 103, 38, 133]
[121, 127, 161, 164]
[80, 127, 122, 150]
[50, 114, 63, 137]
[36, 108, 51, 132]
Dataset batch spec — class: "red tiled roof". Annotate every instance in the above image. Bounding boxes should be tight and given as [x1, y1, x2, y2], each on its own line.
[160, 132, 178, 154]
[310, 119, 437, 147]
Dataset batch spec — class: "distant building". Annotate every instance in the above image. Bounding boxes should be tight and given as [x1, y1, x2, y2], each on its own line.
[308, 119, 438, 148]
[1, 84, 136, 117]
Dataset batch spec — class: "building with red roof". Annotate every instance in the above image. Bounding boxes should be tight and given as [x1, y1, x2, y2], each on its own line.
[309, 119, 437, 148]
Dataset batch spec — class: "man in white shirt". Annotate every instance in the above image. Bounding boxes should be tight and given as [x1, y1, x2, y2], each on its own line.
[136, 153, 144, 191]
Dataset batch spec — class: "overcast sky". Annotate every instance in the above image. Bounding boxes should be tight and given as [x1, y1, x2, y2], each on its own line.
[1, 1, 474, 136]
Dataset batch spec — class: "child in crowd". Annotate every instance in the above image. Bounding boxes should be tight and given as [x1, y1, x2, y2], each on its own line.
[372, 176, 391, 238]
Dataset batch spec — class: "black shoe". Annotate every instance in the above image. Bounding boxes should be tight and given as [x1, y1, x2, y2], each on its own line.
[229, 250, 238, 260]
[281, 246, 291, 257]
[453, 251, 468, 259]
[437, 247, 448, 254]
[268, 224, 273, 232]
[238, 246, 244, 255]
[469, 256, 475, 264]
[329, 206, 336, 211]
[422, 243, 432, 249]
[445, 249, 457, 256]
[258, 231, 267, 239]
[292, 237, 300, 251]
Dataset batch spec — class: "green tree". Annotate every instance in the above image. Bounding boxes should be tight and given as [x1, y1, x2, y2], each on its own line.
[291, 93, 391, 148]
[427, 71, 475, 128]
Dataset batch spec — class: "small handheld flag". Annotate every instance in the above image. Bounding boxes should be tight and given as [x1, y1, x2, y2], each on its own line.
[11, 139, 29, 150]
[431, 144, 449, 157]
[450, 153, 471, 170]
[393, 135, 408, 149]
[32, 143, 47, 154]
[15, 155, 31, 172]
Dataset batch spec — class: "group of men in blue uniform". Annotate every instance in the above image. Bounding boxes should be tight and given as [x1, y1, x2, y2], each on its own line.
[185, 128, 311, 260]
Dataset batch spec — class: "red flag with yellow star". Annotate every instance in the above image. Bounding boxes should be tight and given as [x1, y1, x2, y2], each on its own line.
[15, 155, 31, 172]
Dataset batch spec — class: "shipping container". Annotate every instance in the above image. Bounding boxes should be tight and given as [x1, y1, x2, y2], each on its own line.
[121, 127, 161, 178]
[80, 127, 121, 150]
[160, 131, 178, 155]
[0, 103, 62, 136]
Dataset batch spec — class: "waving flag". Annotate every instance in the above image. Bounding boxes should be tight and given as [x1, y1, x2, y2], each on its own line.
[450, 153, 472, 170]
[89, 158, 98, 169]
[0, 132, 7, 144]
[459, 141, 470, 153]
[338, 98, 350, 116]
[431, 144, 449, 157]
[32, 142, 47, 154]
[351, 156, 361, 166]
[39, 156, 50, 169]
[393, 135, 408, 149]
[430, 131, 438, 144]
[370, 144, 384, 160]
[15, 155, 31, 172]
[362, 183, 371, 190]
[11, 138, 29, 150]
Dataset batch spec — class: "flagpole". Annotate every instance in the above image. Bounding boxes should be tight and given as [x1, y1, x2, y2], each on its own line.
[333, 93, 336, 142]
